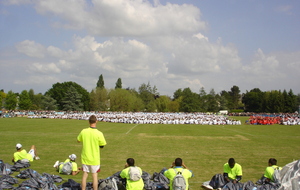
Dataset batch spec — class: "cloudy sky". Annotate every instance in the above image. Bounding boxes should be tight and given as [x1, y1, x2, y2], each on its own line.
[1, 0, 299, 96]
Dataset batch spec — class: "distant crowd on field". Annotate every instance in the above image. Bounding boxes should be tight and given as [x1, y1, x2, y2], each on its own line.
[246, 113, 300, 125]
[12, 111, 242, 125]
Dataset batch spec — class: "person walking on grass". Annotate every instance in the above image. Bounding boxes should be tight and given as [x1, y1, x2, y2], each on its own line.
[12, 143, 40, 163]
[77, 115, 107, 190]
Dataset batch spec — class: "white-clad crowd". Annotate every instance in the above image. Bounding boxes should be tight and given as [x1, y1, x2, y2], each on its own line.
[27, 111, 241, 125]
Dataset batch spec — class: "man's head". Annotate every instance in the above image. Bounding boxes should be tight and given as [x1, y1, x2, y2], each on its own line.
[127, 158, 135, 166]
[268, 158, 277, 165]
[175, 158, 183, 166]
[228, 158, 235, 168]
[89, 115, 97, 124]
[16, 143, 22, 150]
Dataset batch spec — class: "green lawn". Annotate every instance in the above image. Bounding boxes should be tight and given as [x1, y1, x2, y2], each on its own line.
[0, 117, 300, 190]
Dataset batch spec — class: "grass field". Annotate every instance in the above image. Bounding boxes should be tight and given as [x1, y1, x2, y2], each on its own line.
[0, 116, 300, 189]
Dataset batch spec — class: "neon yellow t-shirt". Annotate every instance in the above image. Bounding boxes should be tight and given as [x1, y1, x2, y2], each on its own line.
[58, 158, 78, 174]
[223, 163, 242, 180]
[77, 127, 106, 165]
[164, 167, 193, 190]
[264, 165, 281, 181]
[13, 149, 33, 162]
[120, 166, 144, 190]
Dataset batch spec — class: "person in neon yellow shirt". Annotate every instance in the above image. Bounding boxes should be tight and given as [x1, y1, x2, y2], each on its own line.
[53, 154, 81, 175]
[263, 158, 281, 183]
[120, 158, 144, 190]
[223, 158, 242, 183]
[77, 115, 107, 190]
[163, 158, 193, 190]
[12, 143, 40, 163]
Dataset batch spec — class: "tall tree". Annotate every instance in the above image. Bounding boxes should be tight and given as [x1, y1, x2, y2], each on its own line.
[41, 95, 58, 110]
[206, 88, 219, 112]
[229, 85, 241, 109]
[18, 90, 32, 110]
[61, 86, 83, 111]
[5, 90, 17, 110]
[97, 74, 105, 89]
[115, 78, 122, 89]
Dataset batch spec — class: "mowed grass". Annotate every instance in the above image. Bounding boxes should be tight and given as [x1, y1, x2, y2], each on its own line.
[0, 117, 300, 190]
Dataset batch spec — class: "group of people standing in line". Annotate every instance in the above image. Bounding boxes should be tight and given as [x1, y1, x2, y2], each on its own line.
[13, 114, 281, 190]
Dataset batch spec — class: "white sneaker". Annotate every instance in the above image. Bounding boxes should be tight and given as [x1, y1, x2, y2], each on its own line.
[53, 160, 59, 167]
[35, 156, 40, 160]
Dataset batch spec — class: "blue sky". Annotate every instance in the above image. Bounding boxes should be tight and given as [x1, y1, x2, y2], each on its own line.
[0, 0, 299, 96]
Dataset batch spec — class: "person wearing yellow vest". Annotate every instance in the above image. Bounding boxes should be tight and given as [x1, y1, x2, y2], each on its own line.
[263, 158, 281, 183]
[12, 143, 40, 163]
[223, 158, 243, 183]
[120, 158, 144, 190]
[163, 158, 193, 190]
[53, 154, 81, 175]
[77, 115, 107, 190]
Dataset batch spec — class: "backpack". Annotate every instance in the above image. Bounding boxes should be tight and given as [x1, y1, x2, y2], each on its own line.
[61, 162, 73, 175]
[129, 166, 141, 181]
[272, 166, 281, 184]
[172, 169, 186, 190]
[98, 178, 118, 190]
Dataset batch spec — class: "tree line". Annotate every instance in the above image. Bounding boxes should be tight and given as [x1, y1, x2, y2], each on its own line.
[1, 74, 299, 113]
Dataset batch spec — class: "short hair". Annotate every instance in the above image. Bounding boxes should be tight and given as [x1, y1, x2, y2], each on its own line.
[127, 158, 135, 166]
[228, 158, 235, 168]
[175, 158, 183, 166]
[269, 158, 277, 165]
[89, 115, 97, 124]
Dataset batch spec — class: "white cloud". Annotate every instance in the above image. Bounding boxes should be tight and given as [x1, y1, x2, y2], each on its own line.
[34, 0, 206, 36]
[16, 40, 46, 58]
[26, 62, 61, 74]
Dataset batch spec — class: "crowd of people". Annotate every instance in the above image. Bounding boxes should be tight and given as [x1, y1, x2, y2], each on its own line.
[23, 111, 243, 125]
[247, 113, 300, 125]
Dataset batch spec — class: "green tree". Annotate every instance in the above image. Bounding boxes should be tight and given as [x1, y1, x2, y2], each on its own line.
[138, 82, 157, 112]
[89, 87, 108, 111]
[18, 90, 32, 110]
[242, 88, 263, 112]
[198, 87, 208, 112]
[173, 88, 183, 100]
[180, 88, 200, 112]
[97, 74, 105, 89]
[167, 100, 180, 112]
[115, 78, 122, 89]
[155, 95, 171, 112]
[109, 89, 132, 111]
[0, 90, 6, 109]
[61, 86, 83, 111]
[206, 88, 219, 112]
[45, 81, 90, 110]
[41, 95, 58, 110]
[5, 90, 17, 110]
[229, 85, 241, 109]
[287, 89, 298, 112]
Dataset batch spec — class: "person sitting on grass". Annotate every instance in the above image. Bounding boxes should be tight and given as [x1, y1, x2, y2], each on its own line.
[12, 143, 40, 163]
[120, 158, 144, 190]
[263, 158, 282, 183]
[53, 154, 81, 175]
